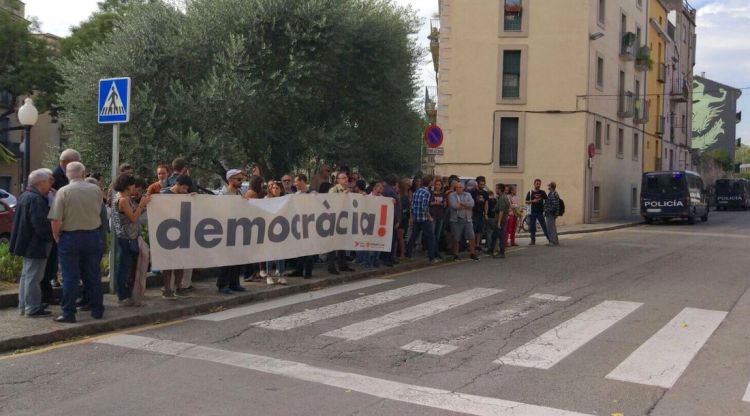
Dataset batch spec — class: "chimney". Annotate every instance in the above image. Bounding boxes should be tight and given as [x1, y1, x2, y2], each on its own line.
[700, 72, 705, 78]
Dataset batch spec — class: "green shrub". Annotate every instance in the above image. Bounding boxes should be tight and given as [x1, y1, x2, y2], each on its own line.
[0, 244, 23, 283]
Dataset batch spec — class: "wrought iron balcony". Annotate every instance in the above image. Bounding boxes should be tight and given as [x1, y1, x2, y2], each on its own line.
[634, 98, 650, 124]
[618, 91, 634, 118]
[671, 77, 689, 102]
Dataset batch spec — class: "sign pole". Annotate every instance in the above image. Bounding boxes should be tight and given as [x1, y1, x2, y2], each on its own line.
[109, 123, 120, 295]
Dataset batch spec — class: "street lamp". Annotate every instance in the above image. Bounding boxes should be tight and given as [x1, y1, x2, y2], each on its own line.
[17, 98, 38, 189]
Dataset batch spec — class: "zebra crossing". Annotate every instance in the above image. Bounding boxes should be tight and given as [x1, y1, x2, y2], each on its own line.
[185, 279, 749, 401]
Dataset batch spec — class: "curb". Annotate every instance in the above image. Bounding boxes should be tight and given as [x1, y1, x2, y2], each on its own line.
[0, 259, 431, 354]
[516, 221, 643, 239]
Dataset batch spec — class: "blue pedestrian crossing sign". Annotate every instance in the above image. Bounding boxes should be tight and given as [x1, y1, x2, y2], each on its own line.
[98, 77, 130, 124]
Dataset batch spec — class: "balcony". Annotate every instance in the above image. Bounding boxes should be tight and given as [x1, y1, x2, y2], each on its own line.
[656, 115, 665, 136]
[634, 98, 650, 124]
[657, 63, 666, 83]
[618, 91, 634, 118]
[634, 46, 652, 72]
[424, 86, 437, 124]
[671, 77, 689, 102]
[620, 32, 636, 61]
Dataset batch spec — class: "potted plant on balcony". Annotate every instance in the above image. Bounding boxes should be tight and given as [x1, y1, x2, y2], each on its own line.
[635, 46, 653, 71]
[428, 26, 439, 72]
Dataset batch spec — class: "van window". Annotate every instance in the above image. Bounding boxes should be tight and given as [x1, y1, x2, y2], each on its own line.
[644, 173, 685, 194]
[716, 180, 731, 194]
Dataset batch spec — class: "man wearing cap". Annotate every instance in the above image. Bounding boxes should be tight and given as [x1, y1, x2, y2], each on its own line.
[215, 169, 248, 294]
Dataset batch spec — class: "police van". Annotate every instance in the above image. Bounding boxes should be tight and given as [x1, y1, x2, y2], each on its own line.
[714, 178, 750, 210]
[641, 171, 708, 224]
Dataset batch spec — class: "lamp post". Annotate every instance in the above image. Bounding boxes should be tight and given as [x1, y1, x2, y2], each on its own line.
[17, 98, 38, 189]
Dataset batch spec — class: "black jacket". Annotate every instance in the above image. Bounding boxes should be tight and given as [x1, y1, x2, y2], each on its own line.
[9, 187, 53, 259]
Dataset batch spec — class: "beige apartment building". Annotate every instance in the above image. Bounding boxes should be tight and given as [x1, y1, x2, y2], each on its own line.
[435, 0, 651, 224]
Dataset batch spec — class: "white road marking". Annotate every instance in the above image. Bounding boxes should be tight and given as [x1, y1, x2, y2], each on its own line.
[192, 279, 391, 322]
[743, 381, 750, 402]
[323, 288, 504, 341]
[530, 293, 572, 302]
[401, 340, 459, 356]
[606, 307, 727, 388]
[400, 298, 543, 356]
[495, 300, 643, 369]
[98, 334, 593, 416]
[253, 283, 444, 330]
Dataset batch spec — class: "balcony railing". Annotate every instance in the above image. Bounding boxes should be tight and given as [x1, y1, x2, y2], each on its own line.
[634, 46, 652, 72]
[657, 63, 666, 83]
[656, 115, 665, 135]
[634, 98, 650, 124]
[671, 77, 689, 102]
[618, 91, 634, 118]
[620, 32, 636, 61]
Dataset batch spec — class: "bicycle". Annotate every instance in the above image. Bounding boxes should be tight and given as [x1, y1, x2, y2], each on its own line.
[519, 211, 543, 233]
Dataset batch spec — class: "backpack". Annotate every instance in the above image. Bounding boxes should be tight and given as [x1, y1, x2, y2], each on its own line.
[558, 198, 565, 216]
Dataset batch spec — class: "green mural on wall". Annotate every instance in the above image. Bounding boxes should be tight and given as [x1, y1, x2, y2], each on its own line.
[692, 79, 727, 151]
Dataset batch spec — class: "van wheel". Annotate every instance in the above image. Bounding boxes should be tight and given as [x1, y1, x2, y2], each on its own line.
[0, 234, 9, 245]
[645, 217, 653, 225]
[701, 211, 709, 222]
[687, 214, 697, 225]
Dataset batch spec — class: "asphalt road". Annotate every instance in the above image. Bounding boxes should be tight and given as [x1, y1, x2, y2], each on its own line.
[2, 211, 750, 416]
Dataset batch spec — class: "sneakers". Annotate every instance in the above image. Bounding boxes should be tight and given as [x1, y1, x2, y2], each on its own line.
[175, 288, 191, 297]
[450, 254, 460, 262]
[470, 254, 480, 261]
[161, 289, 177, 300]
[117, 298, 135, 307]
[260, 270, 268, 278]
[328, 265, 340, 275]
[277, 277, 288, 286]
[229, 285, 247, 292]
[528, 241, 536, 246]
[218, 287, 233, 295]
[266, 276, 276, 285]
[492, 252, 506, 259]
[26, 310, 52, 318]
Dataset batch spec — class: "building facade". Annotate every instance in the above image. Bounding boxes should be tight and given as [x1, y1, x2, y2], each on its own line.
[435, 0, 648, 224]
[643, 0, 696, 172]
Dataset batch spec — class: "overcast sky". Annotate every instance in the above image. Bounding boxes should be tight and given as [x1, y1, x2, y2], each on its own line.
[23, 0, 748, 141]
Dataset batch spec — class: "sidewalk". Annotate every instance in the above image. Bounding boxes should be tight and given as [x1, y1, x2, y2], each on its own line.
[0, 219, 641, 354]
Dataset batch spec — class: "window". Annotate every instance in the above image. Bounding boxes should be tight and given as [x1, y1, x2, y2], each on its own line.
[621, 13, 627, 35]
[504, 0, 522, 32]
[598, 0, 606, 26]
[0, 118, 7, 145]
[595, 121, 603, 151]
[617, 128, 624, 156]
[596, 56, 604, 89]
[636, 26, 642, 47]
[606, 123, 611, 144]
[499, 117, 519, 166]
[502, 50, 521, 98]
[593, 186, 601, 213]
[632, 187, 638, 210]
[633, 132, 639, 160]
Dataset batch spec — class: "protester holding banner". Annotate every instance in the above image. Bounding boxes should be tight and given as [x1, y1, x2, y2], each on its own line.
[290, 174, 315, 278]
[158, 175, 193, 299]
[326, 172, 355, 275]
[216, 169, 248, 294]
[264, 181, 288, 285]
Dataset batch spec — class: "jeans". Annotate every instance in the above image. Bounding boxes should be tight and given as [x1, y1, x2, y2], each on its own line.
[528, 212, 550, 243]
[405, 220, 436, 260]
[115, 238, 136, 301]
[19, 252, 51, 314]
[266, 260, 285, 275]
[59, 230, 104, 318]
[545, 213, 559, 244]
[488, 223, 507, 254]
[41, 241, 58, 302]
[217, 265, 242, 289]
[433, 216, 445, 253]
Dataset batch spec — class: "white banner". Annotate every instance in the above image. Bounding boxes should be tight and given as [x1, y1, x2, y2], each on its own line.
[146, 193, 394, 270]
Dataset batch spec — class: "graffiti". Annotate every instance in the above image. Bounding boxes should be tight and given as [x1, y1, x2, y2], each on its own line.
[691, 78, 727, 151]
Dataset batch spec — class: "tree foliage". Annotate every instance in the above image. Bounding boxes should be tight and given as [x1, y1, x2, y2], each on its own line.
[735, 144, 750, 165]
[57, 0, 423, 182]
[0, 10, 60, 112]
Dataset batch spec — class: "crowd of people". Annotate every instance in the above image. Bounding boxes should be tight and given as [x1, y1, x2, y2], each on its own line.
[8, 149, 563, 322]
